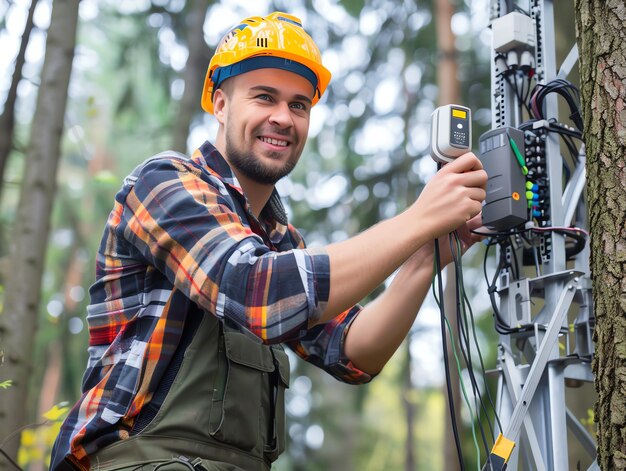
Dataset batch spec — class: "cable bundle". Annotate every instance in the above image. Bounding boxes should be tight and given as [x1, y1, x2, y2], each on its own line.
[433, 234, 503, 470]
[529, 79, 583, 132]
[478, 225, 588, 334]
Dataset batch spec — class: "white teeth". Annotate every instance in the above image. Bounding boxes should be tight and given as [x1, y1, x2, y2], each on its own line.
[260, 136, 288, 147]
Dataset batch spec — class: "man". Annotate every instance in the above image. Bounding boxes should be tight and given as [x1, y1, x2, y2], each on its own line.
[51, 11, 487, 470]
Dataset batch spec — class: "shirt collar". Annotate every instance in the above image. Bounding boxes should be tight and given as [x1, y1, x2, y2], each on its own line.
[192, 141, 289, 227]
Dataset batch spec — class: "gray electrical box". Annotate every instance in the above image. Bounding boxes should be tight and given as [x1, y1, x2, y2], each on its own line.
[479, 127, 528, 230]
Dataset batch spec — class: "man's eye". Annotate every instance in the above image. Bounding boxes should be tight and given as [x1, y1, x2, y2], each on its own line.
[256, 94, 272, 101]
[290, 102, 306, 110]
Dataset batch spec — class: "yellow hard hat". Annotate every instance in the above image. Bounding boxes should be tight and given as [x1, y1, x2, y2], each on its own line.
[201, 12, 332, 114]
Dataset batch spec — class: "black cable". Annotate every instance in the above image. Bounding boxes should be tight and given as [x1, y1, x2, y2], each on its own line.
[521, 232, 542, 276]
[546, 120, 583, 165]
[519, 118, 583, 141]
[561, 135, 579, 167]
[453, 234, 501, 437]
[455, 240, 505, 438]
[484, 238, 533, 335]
[495, 242, 523, 334]
[434, 237, 466, 471]
[460, 272, 505, 437]
[529, 79, 583, 132]
[496, 51, 535, 117]
[518, 119, 584, 186]
[531, 227, 588, 259]
[508, 236, 521, 280]
[501, 68, 533, 117]
[449, 235, 494, 459]
[449, 240, 495, 450]
[483, 239, 508, 333]
[512, 4, 530, 15]
[523, 69, 533, 105]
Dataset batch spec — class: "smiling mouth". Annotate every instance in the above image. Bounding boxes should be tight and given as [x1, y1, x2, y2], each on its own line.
[258, 136, 290, 147]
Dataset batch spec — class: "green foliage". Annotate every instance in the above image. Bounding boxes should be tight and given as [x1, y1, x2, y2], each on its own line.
[17, 403, 70, 468]
[342, 0, 366, 17]
[0, 379, 13, 389]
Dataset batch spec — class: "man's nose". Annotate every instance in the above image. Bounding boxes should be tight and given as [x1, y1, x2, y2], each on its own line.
[268, 101, 294, 128]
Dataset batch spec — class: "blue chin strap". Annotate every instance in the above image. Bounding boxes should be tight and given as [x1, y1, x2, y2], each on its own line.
[211, 56, 319, 100]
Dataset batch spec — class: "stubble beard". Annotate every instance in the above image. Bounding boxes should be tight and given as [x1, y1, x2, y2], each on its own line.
[225, 128, 299, 186]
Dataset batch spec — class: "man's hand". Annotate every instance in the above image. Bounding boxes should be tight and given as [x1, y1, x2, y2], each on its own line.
[435, 212, 485, 267]
[410, 152, 487, 241]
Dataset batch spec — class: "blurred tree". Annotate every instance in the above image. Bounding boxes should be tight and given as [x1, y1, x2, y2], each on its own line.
[171, 0, 212, 153]
[0, 0, 38, 201]
[0, 0, 80, 464]
[401, 338, 416, 470]
[434, 0, 463, 470]
[574, 1, 626, 469]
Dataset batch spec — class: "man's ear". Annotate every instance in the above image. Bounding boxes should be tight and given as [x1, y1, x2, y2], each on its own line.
[212, 89, 228, 124]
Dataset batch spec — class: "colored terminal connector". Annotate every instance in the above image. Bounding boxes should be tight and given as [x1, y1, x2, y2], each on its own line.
[525, 181, 539, 192]
[526, 190, 539, 201]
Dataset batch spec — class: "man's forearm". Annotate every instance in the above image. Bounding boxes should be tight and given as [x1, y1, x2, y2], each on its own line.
[319, 210, 431, 325]
[342, 253, 434, 375]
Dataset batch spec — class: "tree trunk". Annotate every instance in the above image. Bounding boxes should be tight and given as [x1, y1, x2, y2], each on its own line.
[0, 0, 39, 195]
[0, 0, 79, 464]
[435, 0, 462, 469]
[402, 338, 416, 471]
[574, 1, 626, 469]
[435, 0, 459, 106]
[171, 0, 211, 153]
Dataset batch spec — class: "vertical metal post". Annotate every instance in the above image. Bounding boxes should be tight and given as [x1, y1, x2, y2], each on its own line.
[548, 362, 568, 466]
[486, 0, 595, 469]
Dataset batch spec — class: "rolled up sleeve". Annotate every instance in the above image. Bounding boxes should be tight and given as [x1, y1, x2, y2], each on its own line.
[287, 305, 374, 385]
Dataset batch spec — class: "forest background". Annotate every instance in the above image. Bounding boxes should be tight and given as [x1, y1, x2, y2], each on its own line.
[0, 0, 591, 470]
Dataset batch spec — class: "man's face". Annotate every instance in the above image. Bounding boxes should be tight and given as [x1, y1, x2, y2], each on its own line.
[216, 68, 313, 185]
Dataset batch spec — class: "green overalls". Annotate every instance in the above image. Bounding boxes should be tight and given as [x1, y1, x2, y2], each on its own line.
[89, 312, 290, 470]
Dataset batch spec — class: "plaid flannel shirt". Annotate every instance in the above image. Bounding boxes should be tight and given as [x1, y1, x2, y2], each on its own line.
[50, 141, 370, 470]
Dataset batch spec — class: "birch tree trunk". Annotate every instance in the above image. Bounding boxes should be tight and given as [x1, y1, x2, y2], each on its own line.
[0, 0, 79, 464]
[0, 0, 39, 195]
[574, 1, 626, 469]
[171, 0, 211, 153]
